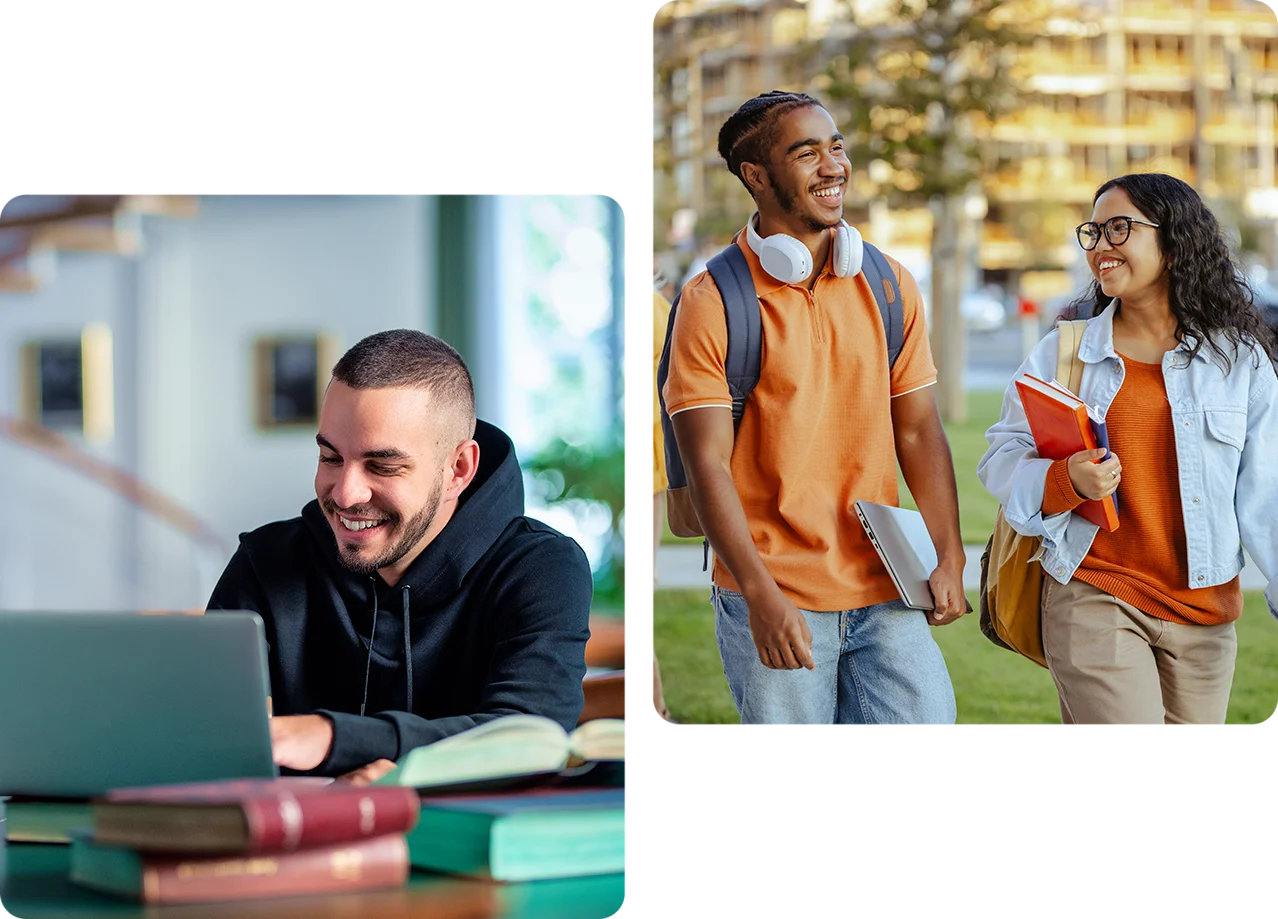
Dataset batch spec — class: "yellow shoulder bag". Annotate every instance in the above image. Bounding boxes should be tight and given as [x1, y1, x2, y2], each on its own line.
[977, 319, 1088, 668]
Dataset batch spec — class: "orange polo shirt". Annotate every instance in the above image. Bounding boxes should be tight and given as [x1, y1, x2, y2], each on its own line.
[662, 229, 937, 611]
[1042, 355, 1242, 625]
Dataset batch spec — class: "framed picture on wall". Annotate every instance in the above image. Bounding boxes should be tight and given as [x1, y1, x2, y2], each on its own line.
[18, 323, 114, 443]
[253, 334, 338, 429]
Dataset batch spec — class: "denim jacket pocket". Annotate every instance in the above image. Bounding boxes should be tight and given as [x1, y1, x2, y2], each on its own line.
[1201, 409, 1247, 497]
[1203, 409, 1246, 450]
[1193, 408, 1246, 581]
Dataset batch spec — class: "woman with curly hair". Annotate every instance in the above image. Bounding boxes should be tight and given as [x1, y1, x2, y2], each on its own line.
[978, 173, 1278, 723]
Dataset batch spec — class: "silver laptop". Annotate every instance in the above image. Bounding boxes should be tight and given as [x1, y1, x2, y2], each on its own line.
[0, 611, 277, 797]
[854, 501, 938, 610]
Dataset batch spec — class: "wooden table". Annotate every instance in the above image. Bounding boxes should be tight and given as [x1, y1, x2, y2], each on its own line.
[0, 811, 623, 919]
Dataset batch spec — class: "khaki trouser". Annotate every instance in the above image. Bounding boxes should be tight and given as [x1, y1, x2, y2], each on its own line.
[1040, 577, 1236, 724]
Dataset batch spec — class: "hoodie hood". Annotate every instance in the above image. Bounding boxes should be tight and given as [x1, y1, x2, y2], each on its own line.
[298, 419, 527, 718]
[300, 418, 525, 602]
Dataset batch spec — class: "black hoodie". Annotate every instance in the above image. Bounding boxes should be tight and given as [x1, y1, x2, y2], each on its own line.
[206, 420, 593, 776]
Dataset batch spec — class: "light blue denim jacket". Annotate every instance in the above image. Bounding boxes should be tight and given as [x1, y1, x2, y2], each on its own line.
[977, 302, 1278, 618]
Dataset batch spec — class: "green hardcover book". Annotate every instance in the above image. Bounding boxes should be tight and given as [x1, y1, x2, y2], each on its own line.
[4, 798, 93, 844]
[407, 788, 623, 882]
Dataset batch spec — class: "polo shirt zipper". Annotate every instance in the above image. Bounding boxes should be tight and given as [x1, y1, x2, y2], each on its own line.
[803, 286, 826, 343]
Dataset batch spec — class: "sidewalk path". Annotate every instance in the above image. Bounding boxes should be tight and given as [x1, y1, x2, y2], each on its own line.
[656, 543, 1270, 592]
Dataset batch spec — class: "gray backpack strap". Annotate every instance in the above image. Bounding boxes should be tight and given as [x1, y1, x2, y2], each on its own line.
[656, 294, 688, 489]
[706, 245, 760, 425]
[656, 243, 760, 491]
[859, 241, 903, 370]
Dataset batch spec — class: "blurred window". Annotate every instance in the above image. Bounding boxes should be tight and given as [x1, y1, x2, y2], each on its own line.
[494, 196, 619, 457]
[493, 196, 623, 608]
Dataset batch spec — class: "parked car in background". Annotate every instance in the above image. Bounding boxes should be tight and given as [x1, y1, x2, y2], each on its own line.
[915, 273, 1008, 332]
[960, 287, 1007, 332]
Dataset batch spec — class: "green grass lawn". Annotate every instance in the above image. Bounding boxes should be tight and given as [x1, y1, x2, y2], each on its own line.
[659, 390, 1006, 546]
[654, 588, 1278, 725]
[897, 390, 1003, 545]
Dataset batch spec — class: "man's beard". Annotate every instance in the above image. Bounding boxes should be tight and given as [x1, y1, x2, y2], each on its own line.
[325, 474, 445, 576]
[766, 166, 841, 233]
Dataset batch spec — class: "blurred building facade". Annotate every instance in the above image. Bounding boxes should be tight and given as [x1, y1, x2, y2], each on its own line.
[654, 0, 1278, 301]
[654, 0, 812, 243]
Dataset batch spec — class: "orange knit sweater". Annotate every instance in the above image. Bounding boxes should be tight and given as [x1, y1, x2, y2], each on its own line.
[1041, 355, 1242, 626]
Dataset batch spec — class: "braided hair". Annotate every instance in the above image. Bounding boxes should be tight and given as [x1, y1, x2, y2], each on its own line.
[717, 90, 823, 194]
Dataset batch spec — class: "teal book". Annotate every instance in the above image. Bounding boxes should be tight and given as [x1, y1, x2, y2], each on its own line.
[407, 788, 623, 882]
[4, 798, 93, 844]
[498, 872, 624, 919]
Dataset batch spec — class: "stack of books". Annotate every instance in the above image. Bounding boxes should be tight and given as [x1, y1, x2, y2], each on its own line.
[67, 777, 420, 904]
[377, 715, 625, 884]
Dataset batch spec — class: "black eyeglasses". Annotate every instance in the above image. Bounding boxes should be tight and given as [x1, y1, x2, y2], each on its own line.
[1075, 216, 1160, 250]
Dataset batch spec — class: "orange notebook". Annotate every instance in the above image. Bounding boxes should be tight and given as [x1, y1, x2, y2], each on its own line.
[1014, 374, 1119, 531]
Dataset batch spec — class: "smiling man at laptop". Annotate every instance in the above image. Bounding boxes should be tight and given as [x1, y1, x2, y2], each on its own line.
[207, 330, 592, 780]
[663, 92, 965, 723]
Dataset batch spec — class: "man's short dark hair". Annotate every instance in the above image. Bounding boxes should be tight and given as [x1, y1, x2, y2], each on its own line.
[717, 90, 824, 193]
[331, 330, 477, 442]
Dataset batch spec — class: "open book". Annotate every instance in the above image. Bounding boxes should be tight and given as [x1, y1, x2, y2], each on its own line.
[1014, 373, 1119, 531]
[375, 715, 624, 791]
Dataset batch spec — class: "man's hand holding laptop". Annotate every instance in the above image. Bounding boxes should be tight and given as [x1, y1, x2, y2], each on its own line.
[927, 559, 966, 626]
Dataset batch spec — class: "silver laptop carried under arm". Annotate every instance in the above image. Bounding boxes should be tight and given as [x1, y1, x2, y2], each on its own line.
[854, 501, 938, 611]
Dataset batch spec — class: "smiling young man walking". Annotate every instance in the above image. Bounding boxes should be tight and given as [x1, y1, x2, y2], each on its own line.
[208, 330, 592, 777]
[662, 91, 965, 723]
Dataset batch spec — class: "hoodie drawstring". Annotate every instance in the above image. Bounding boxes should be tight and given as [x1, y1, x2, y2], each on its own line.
[359, 579, 380, 716]
[402, 586, 413, 712]
[359, 581, 414, 716]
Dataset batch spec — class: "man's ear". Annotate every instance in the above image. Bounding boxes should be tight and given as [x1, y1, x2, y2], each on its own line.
[446, 440, 480, 499]
[739, 162, 768, 198]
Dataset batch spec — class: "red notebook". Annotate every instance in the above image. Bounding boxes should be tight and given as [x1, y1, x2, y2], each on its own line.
[93, 777, 420, 854]
[1014, 374, 1119, 532]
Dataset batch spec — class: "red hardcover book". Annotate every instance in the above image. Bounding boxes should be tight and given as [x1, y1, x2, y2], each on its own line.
[92, 778, 419, 854]
[70, 832, 409, 904]
[1014, 374, 1119, 531]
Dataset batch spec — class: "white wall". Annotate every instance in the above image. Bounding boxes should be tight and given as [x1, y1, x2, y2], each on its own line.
[1, 196, 437, 610]
[0, 252, 143, 606]
[147, 196, 434, 538]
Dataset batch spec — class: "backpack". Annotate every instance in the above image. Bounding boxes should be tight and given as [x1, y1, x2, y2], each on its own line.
[977, 319, 1089, 668]
[656, 238, 904, 540]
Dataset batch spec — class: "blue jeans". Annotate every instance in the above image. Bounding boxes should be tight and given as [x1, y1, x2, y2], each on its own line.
[712, 586, 956, 724]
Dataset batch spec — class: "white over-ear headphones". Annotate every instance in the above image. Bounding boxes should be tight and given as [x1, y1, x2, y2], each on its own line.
[745, 213, 863, 284]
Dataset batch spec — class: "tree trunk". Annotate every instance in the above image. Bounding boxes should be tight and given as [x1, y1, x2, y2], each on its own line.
[930, 193, 967, 424]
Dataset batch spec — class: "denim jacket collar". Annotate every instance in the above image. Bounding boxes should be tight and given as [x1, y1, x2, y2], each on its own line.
[1076, 300, 1210, 366]
[1076, 301, 1118, 363]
